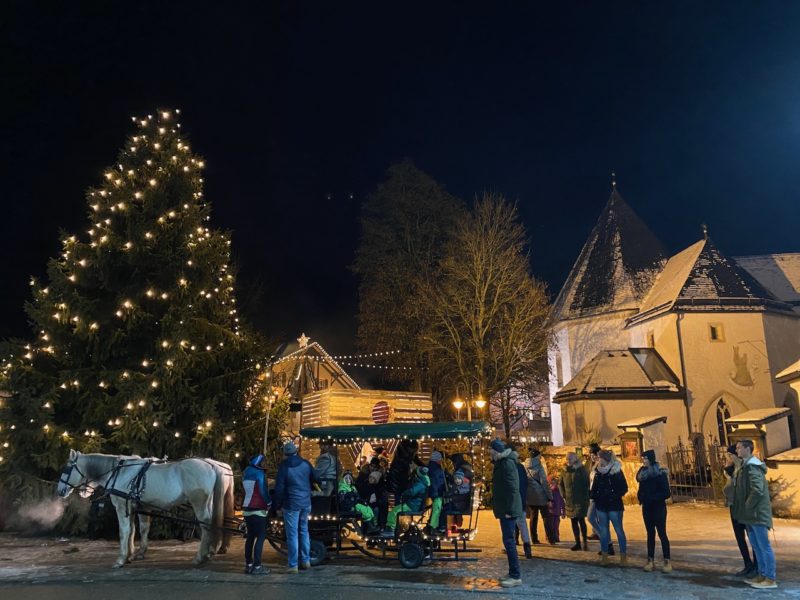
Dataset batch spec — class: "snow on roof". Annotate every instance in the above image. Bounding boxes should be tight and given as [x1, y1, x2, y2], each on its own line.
[551, 187, 666, 323]
[629, 238, 793, 325]
[776, 358, 800, 382]
[617, 415, 668, 429]
[734, 253, 800, 308]
[554, 347, 682, 402]
[725, 407, 790, 425]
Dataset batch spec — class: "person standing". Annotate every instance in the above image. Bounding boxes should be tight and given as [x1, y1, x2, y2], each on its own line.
[514, 451, 533, 558]
[590, 449, 628, 565]
[733, 439, 777, 589]
[559, 452, 590, 551]
[547, 475, 565, 543]
[723, 444, 757, 577]
[490, 439, 524, 588]
[313, 441, 341, 496]
[274, 441, 318, 574]
[525, 448, 552, 544]
[242, 454, 271, 575]
[636, 449, 672, 573]
[585, 443, 611, 553]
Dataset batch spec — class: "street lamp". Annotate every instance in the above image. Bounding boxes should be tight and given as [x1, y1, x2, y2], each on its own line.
[452, 398, 465, 420]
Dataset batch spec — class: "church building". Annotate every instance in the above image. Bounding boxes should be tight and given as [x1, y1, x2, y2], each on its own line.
[548, 184, 800, 452]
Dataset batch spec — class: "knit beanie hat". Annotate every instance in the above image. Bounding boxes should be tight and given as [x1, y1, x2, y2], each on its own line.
[490, 438, 506, 453]
[283, 441, 298, 455]
[598, 449, 613, 463]
[642, 449, 656, 464]
[430, 450, 443, 462]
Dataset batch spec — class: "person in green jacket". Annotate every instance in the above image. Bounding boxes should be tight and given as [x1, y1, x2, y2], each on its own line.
[490, 438, 523, 588]
[733, 439, 777, 589]
[382, 465, 430, 534]
[560, 452, 590, 552]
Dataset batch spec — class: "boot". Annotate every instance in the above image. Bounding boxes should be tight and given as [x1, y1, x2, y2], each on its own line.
[600, 552, 609, 565]
[570, 542, 581, 551]
[523, 543, 532, 559]
[643, 559, 654, 572]
[608, 543, 615, 556]
[620, 553, 627, 566]
[661, 560, 672, 574]
[582, 536, 588, 551]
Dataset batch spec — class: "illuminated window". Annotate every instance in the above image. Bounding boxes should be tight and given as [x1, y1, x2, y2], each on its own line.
[709, 323, 725, 342]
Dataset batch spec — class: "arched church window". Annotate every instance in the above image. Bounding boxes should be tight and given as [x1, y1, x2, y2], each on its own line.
[716, 398, 732, 445]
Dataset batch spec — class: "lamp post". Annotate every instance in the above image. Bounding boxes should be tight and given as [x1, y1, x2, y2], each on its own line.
[452, 398, 465, 420]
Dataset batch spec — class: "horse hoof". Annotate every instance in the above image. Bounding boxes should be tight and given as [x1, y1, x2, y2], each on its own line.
[217, 547, 228, 555]
[112, 562, 124, 569]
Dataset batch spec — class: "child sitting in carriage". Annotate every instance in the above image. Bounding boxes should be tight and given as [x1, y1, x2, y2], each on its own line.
[381, 465, 431, 536]
[338, 471, 380, 534]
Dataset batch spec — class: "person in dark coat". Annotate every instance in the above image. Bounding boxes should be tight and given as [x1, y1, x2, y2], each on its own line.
[356, 457, 388, 527]
[242, 454, 271, 575]
[427, 451, 448, 531]
[636, 449, 672, 573]
[491, 439, 523, 588]
[386, 439, 423, 503]
[559, 451, 590, 551]
[274, 442, 318, 573]
[723, 444, 757, 577]
[514, 452, 533, 558]
[525, 448, 552, 544]
[590, 449, 628, 565]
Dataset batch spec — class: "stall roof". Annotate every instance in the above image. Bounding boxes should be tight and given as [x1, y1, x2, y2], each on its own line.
[300, 420, 492, 441]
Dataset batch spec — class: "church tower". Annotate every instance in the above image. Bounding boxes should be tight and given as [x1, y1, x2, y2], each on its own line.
[548, 182, 666, 443]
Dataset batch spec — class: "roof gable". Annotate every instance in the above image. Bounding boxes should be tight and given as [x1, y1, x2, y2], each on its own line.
[629, 237, 793, 325]
[734, 253, 800, 310]
[551, 187, 667, 322]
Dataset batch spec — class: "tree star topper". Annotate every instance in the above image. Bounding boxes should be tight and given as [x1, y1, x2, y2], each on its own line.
[297, 333, 310, 348]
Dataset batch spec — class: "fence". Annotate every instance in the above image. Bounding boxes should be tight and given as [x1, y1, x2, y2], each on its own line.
[664, 439, 727, 504]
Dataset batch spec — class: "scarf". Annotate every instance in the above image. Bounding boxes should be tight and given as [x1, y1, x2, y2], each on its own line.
[596, 461, 613, 475]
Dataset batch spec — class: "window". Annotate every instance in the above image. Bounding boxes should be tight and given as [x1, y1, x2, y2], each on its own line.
[555, 352, 563, 387]
[709, 323, 725, 342]
[647, 330, 655, 348]
[716, 398, 732, 445]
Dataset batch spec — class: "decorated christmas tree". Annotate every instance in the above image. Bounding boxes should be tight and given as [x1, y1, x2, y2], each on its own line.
[0, 109, 271, 483]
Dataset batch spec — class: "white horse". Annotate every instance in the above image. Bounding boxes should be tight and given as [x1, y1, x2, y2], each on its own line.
[57, 450, 219, 568]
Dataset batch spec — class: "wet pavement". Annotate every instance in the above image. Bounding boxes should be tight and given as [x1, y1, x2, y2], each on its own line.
[1, 504, 799, 599]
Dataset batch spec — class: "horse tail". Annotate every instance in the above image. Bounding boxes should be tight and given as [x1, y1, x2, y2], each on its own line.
[222, 469, 234, 553]
[207, 460, 234, 554]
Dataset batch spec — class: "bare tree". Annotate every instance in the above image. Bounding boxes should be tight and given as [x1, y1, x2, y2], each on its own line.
[422, 193, 551, 429]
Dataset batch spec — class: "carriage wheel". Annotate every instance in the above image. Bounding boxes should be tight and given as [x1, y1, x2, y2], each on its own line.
[268, 538, 288, 556]
[310, 539, 327, 566]
[398, 542, 424, 569]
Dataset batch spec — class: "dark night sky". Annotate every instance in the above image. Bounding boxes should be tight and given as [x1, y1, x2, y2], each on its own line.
[3, 2, 800, 355]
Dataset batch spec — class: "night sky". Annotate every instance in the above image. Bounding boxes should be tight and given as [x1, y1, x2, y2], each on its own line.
[3, 2, 800, 355]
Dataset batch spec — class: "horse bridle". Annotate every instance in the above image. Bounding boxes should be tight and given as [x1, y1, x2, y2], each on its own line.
[59, 458, 89, 493]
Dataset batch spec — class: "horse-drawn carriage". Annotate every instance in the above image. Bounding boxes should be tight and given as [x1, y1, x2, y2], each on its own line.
[266, 420, 490, 569]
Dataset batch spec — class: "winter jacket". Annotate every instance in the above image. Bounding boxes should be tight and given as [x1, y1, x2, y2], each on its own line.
[242, 459, 271, 512]
[549, 484, 565, 517]
[590, 460, 628, 512]
[274, 454, 318, 511]
[636, 464, 671, 507]
[400, 468, 431, 512]
[516, 462, 528, 510]
[722, 462, 738, 508]
[732, 455, 773, 529]
[356, 466, 386, 503]
[451, 454, 474, 482]
[386, 439, 423, 495]
[314, 451, 340, 495]
[428, 460, 447, 499]
[526, 456, 552, 507]
[492, 449, 524, 519]
[559, 463, 590, 519]
[338, 477, 363, 512]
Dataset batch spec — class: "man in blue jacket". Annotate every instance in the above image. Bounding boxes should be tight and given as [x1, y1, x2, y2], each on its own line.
[274, 441, 318, 573]
[242, 454, 271, 575]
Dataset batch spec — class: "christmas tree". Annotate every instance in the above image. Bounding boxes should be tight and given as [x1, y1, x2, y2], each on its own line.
[0, 109, 270, 483]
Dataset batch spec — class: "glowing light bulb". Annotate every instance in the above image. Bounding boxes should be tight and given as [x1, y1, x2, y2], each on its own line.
[122, 300, 132, 308]
[149, 178, 157, 186]
[142, 360, 149, 367]
[90, 322, 99, 330]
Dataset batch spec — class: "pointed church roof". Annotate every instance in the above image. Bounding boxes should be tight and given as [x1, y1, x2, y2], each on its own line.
[629, 236, 794, 325]
[551, 186, 667, 322]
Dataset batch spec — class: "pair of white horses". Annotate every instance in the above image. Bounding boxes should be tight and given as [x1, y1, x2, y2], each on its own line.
[57, 449, 235, 568]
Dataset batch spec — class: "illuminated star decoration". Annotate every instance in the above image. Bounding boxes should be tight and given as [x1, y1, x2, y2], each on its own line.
[297, 332, 310, 348]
